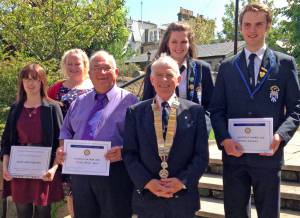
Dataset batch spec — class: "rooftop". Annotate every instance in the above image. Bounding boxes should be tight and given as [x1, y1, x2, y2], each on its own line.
[125, 41, 246, 63]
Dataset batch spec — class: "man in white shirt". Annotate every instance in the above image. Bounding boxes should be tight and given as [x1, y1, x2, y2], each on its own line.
[209, 3, 300, 218]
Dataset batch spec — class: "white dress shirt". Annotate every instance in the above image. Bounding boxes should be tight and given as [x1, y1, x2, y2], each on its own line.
[244, 44, 267, 85]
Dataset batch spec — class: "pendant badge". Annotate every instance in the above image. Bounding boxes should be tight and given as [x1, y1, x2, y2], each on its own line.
[159, 160, 169, 179]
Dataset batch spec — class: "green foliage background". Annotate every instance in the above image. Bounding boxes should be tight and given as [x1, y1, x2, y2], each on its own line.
[0, 0, 134, 135]
[218, 0, 300, 65]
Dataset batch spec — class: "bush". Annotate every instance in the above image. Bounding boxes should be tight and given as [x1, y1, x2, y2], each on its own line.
[0, 55, 61, 105]
[0, 55, 62, 135]
[0, 104, 9, 136]
[118, 62, 141, 77]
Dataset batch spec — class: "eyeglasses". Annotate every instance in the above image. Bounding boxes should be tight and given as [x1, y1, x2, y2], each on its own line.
[93, 66, 114, 73]
[154, 73, 175, 79]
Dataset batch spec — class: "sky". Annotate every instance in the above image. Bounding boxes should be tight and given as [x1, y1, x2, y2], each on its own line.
[125, 0, 288, 32]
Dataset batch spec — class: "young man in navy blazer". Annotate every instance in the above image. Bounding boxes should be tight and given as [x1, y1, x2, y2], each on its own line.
[209, 3, 300, 218]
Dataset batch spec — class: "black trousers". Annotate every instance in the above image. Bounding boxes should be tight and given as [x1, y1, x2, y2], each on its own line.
[137, 200, 195, 218]
[133, 189, 197, 218]
[223, 164, 280, 218]
[71, 161, 133, 218]
[15, 203, 51, 218]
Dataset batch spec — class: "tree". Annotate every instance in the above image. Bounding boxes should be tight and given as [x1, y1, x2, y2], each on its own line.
[219, 0, 248, 41]
[279, 0, 300, 65]
[219, 0, 282, 51]
[0, 0, 129, 62]
[186, 16, 216, 45]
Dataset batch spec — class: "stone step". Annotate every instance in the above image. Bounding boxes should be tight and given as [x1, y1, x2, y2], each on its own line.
[208, 142, 300, 183]
[195, 197, 300, 218]
[208, 129, 300, 171]
[198, 173, 300, 211]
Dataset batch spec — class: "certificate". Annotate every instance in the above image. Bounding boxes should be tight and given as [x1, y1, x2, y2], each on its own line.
[228, 118, 273, 153]
[8, 146, 51, 179]
[62, 139, 111, 176]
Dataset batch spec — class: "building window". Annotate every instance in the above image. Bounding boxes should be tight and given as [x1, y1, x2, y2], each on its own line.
[145, 29, 148, 43]
[150, 31, 154, 42]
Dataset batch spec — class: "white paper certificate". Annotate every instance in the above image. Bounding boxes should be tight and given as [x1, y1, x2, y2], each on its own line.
[8, 146, 51, 179]
[228, 118, 273, 153]
[62, 139, 111, 176]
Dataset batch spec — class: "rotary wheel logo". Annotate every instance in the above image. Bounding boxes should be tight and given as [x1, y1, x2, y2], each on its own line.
[83, 149, 91, 156]
[244, 127, 251, 134]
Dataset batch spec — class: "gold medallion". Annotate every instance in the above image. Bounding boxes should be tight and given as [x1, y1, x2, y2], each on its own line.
[152, 97, 179, 180]
[159, 169, 169, 179]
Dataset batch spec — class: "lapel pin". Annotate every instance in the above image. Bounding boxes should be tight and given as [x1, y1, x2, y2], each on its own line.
[261, 66, 268, 72]
[259, 71, 266, 78]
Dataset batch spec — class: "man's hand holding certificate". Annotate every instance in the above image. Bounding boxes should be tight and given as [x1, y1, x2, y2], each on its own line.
[62, 139, 111, 176]
[228, 118, 273, 153]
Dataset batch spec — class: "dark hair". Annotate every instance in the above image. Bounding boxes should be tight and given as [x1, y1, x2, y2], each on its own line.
[239, 3, 272, 26]
[17, 63, 48, 102]
[155, 22, 197, 60]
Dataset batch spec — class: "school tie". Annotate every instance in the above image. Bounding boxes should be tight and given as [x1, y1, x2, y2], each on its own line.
[81, 94, 108, 140]
[161, 101, 169, 140]
[175, 65, 186, 96]
[248, 53, 256, 90]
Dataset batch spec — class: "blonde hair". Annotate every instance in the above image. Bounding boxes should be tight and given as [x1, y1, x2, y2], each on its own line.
[239, 3, 272, 26]
[151, 54, 180, 77]
[60, 48, 89, 79]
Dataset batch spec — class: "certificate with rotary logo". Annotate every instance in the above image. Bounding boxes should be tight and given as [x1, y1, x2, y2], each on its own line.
[228, 118, 273, 153]
[62, 139, 111, 176]
[8, 146, 51, 179]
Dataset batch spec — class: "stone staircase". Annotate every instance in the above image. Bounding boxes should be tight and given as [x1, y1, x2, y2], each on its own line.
[196, 132, 300, 218]
[1, 130, 300, 218]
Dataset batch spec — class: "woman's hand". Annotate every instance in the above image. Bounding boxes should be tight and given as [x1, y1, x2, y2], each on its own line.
[3, 167, 13, 181]
[2, 155, 13, 181]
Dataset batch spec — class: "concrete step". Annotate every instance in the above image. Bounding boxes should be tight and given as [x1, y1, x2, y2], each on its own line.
[195, 197, 300, 218]
[198, 173, 300, 211]
[208, 142, 300, 183]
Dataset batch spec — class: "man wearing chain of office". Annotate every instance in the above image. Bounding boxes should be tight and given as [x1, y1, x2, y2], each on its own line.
[122, 55, 209, 218]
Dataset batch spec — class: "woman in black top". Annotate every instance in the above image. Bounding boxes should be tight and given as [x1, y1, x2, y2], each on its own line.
[142, 22, 214, 111]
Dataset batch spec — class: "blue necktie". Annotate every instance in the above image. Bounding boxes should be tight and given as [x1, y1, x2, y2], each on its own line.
[248, 53, 256, 90]
[81, 94, 107, 140]
[161, 102, 169, 140]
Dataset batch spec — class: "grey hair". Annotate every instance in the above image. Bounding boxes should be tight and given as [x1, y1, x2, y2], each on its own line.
[151, 54, 180, 76]
[89, 50, 117, 69]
